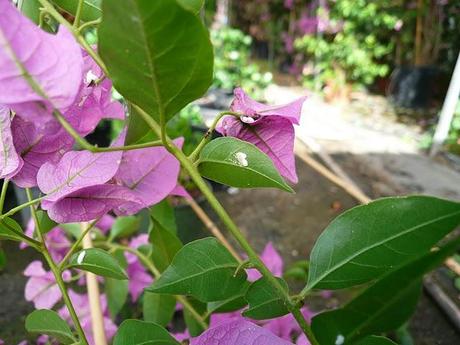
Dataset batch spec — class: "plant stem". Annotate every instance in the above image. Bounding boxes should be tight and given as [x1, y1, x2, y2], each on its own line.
[26, 189, 89, 345]
[133, 104, 319, 345]
[53, 110, 163, 152]
[106, 243, 208, 330]
[0, 195, 46, 219]
[188, 111, 240, 162]
[37, 0, 109, 76]
[79, 18, 102, 33]
[0, 179, 9, 214]
[73, 0, 85, 28]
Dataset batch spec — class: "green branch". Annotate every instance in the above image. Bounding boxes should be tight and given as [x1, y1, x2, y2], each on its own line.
[132, 104, 320, 345]
[26, 189, 89, 345]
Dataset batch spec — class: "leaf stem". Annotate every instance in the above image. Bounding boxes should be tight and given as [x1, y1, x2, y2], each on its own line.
[26, 189, 89, 345]
[0, 195, 46, 220]
[73, 0, 85, 28]
[133, 104, 319, 345]
[53, 110, 163, 152]
[0, 179, 9, 214]
[37, 0, 109, 76]
[78, 18, 102, 33]
[188, 111, 240, 162]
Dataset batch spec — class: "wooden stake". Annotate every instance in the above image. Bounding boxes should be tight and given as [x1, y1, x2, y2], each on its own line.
[185, 197, 242, 262]
[81, 223, 108, 345]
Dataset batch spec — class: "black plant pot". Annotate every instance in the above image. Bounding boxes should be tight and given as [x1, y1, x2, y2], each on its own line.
[388, 65, 440, 110]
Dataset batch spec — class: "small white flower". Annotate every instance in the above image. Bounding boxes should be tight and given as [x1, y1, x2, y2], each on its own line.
[335, 334, 345, 345]
[235, 152, 248, 167]
[240, 115, 255, 124]
[85, 70, 98, 84]
[77, 251, 86, 265]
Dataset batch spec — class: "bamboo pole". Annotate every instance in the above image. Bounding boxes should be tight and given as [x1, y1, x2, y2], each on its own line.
[185, 197, 242, 262]
[81, 223, 107, 345]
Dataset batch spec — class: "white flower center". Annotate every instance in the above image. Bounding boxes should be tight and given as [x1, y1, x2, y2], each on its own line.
[235, 152, 248, 167]
[85, 70, 98, 84]
[240, 115, 255, 124]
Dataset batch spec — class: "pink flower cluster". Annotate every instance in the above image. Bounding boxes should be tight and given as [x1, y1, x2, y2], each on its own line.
[217, 88, 306, 184]
[0, 0, 183, 224]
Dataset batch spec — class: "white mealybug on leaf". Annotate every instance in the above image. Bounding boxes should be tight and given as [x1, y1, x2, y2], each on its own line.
[77, 251, 86, 265]
[235, 152, 248, 167]
[335, 334, 345, 345]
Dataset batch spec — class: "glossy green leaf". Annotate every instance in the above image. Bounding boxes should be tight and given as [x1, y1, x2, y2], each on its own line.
[113, 319, 180, 345]
[177, 0, 204, 14]
[36, 210, 57, 234]
[99, 0, 213, 123]
[125, 105, 158, 145]
[148, 237, 247, 302]
[109, 216, 140, 241]
[184, 297, 207, 336]
[0, 217, 24, 242]
[69, 248, 128, 280]
[307, 196, 460, 289]
[198, 137, 294, 193]
[143, 291, 176, 327]
[243, 277, 289, 320]
[150, 199, 177, 234]
[311, 236, 460, 344]
[207, 282, 250, 314]
[354, 336, 398, 345]
[106, 278, 129, 318]
[52, 0, 102, 22]
[20, 0, 41, 23]
[25, 309, 76, 344]
[149, 218, 183, 272]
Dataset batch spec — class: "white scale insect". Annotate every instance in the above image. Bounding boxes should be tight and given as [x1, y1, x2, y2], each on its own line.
[234, 151, 248, 167]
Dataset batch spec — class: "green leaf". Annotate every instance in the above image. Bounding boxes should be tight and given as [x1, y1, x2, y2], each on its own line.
[148, 237, 248, 302]
[354, 336, 398, 345]
[20, 0, 41, 23]
[184, 298, 207, 336]
[243, 277, 289, 320]
[99, 0, 213, 123]
[106, 278, 129, 318]
[69, 248, 128, 280]
[36, 210, 57, 234]
[52, 0, 102, 22]
[25, 309, 76, 345]
[198, 137, 293, 193]
[307, 196, 460, 289]
[109, 216, 140, 241]
[143, 291, 176, 327]
[207, 282, 250, 314]
[149, 218, 183, 272]
[150, 199, 177, 234]
[125, 105, 158, 145]
[113, 319, 180, 345]
[177, 0, 204, 14]
[311, 236, 460, 344]
[0, 217, 24, 242]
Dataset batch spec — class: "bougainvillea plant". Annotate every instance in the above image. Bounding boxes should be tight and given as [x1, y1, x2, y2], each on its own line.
[1, 1, 460, 345]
